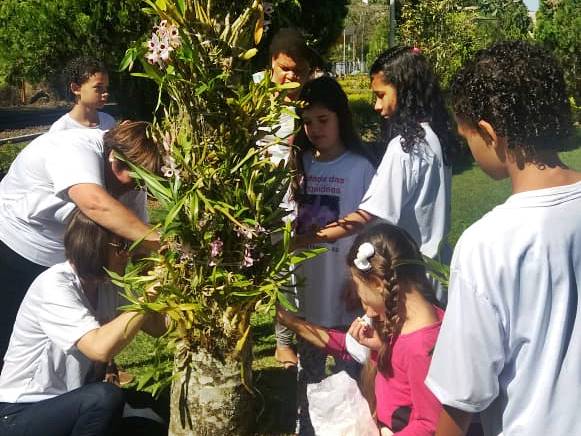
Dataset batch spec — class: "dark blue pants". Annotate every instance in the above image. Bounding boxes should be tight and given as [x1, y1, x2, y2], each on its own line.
[0, 240, 47, 363]
[0, 382, 124, 436]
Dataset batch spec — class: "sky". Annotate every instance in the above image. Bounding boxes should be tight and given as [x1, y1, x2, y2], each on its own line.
[524, 0, 539, 11]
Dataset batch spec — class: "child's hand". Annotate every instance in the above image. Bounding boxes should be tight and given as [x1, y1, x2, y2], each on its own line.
[276, 305, 298, 328]
[348, 317, 382, 351]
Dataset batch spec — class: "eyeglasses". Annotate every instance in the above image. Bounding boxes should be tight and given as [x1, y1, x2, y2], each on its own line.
[109, 240, 131, 254]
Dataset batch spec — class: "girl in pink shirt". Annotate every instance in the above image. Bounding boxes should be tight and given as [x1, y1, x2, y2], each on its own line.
[278, 221, 443, 435]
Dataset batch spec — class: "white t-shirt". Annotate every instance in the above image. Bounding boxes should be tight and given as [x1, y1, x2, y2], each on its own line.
[257, 107, 296, 221]
[426, 181, 581, 436]
[296, 150, 375, 327]
[0, 261, 120, 403]
[254, 70, 296, 218]
[49, 112, 116, 132]
[359, 122, 451, 261]
[0, 129, 147, 267]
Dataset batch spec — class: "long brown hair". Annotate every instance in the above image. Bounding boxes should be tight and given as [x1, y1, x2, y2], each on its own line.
[64, 209, 113, 282]
[346, 222, 437, 413]
[290, 77, 375, 205]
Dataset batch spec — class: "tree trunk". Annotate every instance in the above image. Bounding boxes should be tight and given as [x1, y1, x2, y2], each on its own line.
[169, 347, 254, 436]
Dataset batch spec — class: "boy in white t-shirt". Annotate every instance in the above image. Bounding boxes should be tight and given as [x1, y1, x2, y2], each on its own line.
[49, 56, 116, 132]
[425, 41, 581, 436]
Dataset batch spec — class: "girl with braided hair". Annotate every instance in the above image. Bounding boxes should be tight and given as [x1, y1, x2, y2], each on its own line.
[279, 221, 443, 435]
[294, 47, 460, 305]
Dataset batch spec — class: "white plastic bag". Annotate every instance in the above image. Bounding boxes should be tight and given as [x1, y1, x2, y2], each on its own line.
[307, 371, 379, 436]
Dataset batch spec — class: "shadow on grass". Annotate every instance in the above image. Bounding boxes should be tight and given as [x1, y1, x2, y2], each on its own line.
[452, 151, 475, 175]
[254, 366, 297, 435]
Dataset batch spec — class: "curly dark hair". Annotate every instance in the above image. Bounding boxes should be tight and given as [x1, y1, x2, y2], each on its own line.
[290, 76, 375, 203]
[451, 40, 572, 156]
[346, 221, 437, 376]
[370, 46, 460, 165]
[64, 56, 108, 101]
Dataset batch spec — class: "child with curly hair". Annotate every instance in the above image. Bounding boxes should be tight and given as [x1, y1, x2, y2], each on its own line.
[50, 56, 115, 132]
[426, 41, 581, 435]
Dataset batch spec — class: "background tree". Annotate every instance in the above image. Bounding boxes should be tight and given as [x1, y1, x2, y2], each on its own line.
[398, 0, 532, 87]
[0, 0, 348, 104]
[0, 0, 155, 116]
[535, 0, 580, 105]
[250, 0, 348, 68]
[325, 1, 389, 69]
[476, 0, 531, 40]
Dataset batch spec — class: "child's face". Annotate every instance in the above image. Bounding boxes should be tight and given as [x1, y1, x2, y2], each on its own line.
[457, 120, 509, 180]
[271, 52, 310, 98]
[72, 72, 109, 109]
[302, 105, 343, 155]
[371, 72, 397, 119]
[352, 272, 386, 321]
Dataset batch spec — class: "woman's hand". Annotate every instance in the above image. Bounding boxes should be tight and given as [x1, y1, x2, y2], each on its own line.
[348, 317, 382, 351]
[104, 360, 120, 387]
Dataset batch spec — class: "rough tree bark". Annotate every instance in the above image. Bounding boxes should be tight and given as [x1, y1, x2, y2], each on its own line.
[169, 346, 255, 436]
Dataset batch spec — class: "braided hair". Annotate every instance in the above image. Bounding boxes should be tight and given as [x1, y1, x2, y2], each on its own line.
[346, 221, 437, 375]
[369, 46, 460, 166]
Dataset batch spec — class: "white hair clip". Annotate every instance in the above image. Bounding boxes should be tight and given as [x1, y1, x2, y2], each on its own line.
[353, 242, 375, 272]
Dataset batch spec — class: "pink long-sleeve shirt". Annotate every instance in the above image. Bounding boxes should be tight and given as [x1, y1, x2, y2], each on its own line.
[325, 308, 444, 435]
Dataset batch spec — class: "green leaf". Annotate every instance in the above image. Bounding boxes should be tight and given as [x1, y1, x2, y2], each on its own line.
[176, 0, 186, 16]
[238, 48, 258, 60]
[289, 247, 328, 266]
[155, 0, 167, 11]
[164, 196, 187, 228]
[119, 47, 138, 72]
[277, 289, 298, 312]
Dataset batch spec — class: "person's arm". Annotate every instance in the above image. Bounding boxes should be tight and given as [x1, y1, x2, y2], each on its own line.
[76, 310, 146, 363]
[68, 183, 159, 243]
[294, 209, 374, 249]
[396, 353, 443, 435]
[76, 310, 165, 363]
[435, 407, 472, 436]
[276, 308, 329, 348]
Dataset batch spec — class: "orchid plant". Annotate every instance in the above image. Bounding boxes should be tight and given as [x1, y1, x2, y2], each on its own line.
[117, 0, 318, 397]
